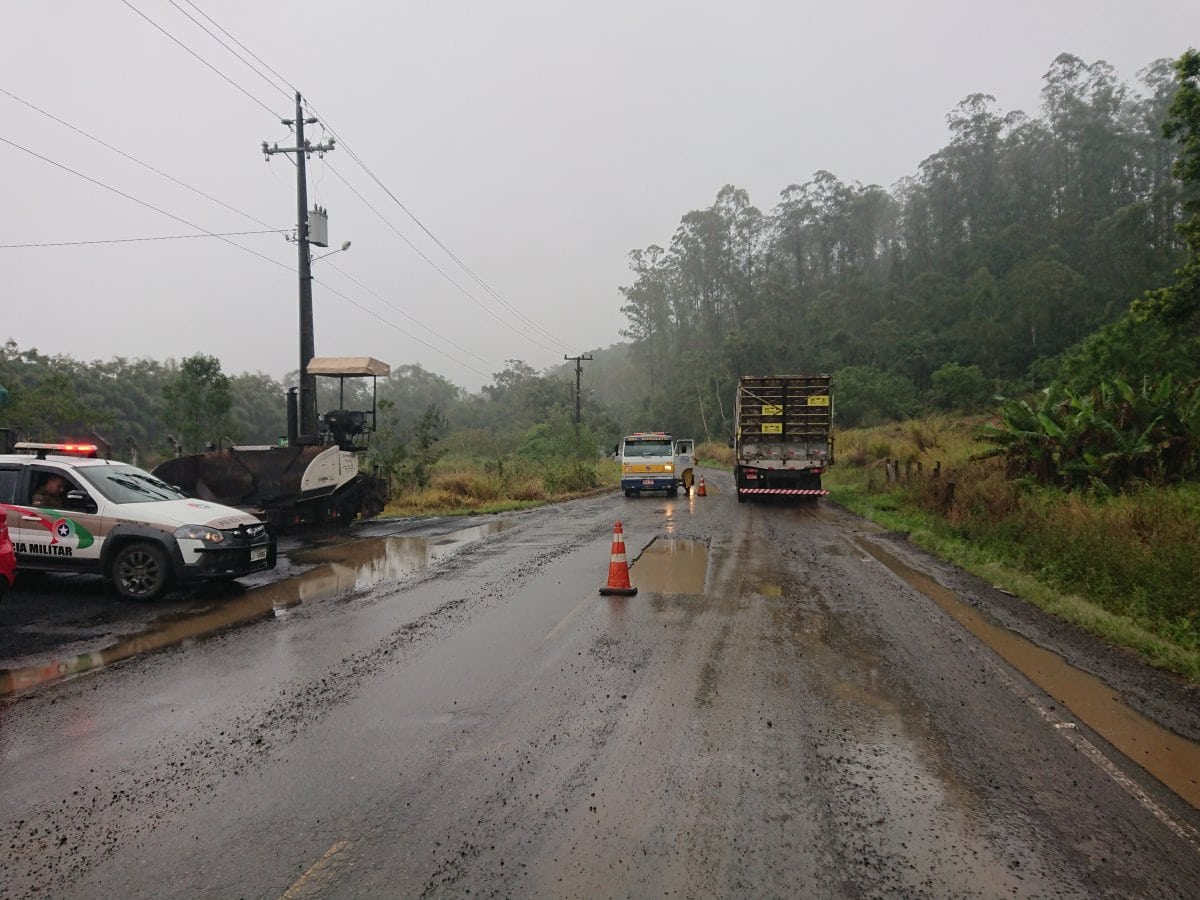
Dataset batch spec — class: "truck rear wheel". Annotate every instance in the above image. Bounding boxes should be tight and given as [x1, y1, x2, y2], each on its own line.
[111, 541, 171, 602]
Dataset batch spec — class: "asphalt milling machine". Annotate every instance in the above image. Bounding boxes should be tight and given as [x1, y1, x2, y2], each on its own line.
[153, 356, 391, 532]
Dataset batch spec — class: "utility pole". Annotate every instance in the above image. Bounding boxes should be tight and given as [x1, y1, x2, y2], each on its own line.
[263, 92, 335, 443]
[564, 354, 593, 430]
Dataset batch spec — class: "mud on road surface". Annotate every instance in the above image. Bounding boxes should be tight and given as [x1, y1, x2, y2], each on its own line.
[2, 470, 1199, 898]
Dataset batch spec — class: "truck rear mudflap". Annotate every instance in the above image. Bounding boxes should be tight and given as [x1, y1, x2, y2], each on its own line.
[739, 487, 828, 496]
[736, 466, 827, 499]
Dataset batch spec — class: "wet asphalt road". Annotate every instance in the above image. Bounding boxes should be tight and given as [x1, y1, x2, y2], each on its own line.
[2, 470, 1199, 898]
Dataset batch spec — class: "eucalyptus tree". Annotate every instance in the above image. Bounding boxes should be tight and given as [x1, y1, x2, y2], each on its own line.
[618, 244, 674, 390]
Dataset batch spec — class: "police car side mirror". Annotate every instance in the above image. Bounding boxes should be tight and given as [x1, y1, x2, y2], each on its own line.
[64, 490, 97, 515]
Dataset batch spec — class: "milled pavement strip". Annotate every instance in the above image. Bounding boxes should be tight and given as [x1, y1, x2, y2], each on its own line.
[280, 838, 353, 899]
[855, 535, 1200, 853]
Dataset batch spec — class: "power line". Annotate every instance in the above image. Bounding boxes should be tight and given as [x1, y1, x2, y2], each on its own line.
[111, 3, 568, 374]
[2, 136, 497, 379]
[0, 87, 278, 230]
[182, 0, 297, 98]
[324, 260, 499, 369]
[0, 97, 494, 381]
[119, 0, 281, 119]
[167, 0, 294, 104]
[324, 162, 563, 356]
[0, 135, 294, 273]
[313, 116, 580, 354]
[152, 1, 579, 356]
[1, 230, 284, 249]
[313, 276, 493, 379]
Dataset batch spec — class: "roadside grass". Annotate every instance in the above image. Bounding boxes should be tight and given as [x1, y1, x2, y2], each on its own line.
[826, 416, 1200, 682]
[696, 441, 734, 469]
[382, 439, 733, 518]
[383, 455, 620, 517]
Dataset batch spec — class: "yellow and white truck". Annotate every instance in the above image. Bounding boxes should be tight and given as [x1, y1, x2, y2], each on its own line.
[620, 432, 695, 497]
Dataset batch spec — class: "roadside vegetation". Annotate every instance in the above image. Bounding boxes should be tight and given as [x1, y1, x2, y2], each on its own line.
[826, 416, 1200, 682]
[380, 414, 619, 517]
[825, 52, 1200, 682]
[386, 439, 736, 516]
[383, 455, 619, 516]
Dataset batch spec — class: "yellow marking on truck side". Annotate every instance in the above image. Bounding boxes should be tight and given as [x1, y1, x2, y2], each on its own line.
[761, 404, 783, 416]
[761, 423, 783, 434]
[807, 395, 830, 406]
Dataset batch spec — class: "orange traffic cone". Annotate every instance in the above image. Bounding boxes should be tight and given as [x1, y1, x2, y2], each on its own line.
[599, 521, 638, 596]
[696, 476, 707, 497]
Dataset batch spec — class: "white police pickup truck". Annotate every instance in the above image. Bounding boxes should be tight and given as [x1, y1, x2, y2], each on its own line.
[0, 442, 276, 601]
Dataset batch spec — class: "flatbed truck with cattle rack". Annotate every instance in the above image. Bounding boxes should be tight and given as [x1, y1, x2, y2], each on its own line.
[734, 375, 833, 502]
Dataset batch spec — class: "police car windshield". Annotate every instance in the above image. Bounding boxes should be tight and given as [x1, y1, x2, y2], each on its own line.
[76, 464, 188, 504]
[624, 440, 673, 457]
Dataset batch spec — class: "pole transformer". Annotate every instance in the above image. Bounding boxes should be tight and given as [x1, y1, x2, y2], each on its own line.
[263, 92, 335, 443]
[564, 354, 593, 429]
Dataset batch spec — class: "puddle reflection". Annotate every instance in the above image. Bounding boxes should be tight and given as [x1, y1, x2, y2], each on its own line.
[292, 520, 513, 591]
[1, 520, 512, 697]
[630, 538, 708, 595]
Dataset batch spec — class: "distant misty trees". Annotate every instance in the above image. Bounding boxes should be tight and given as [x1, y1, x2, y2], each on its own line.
[618, 52, 1194, 430]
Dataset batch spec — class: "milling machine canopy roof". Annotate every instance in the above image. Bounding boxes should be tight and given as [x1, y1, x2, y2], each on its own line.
[306, 356, 391, 377]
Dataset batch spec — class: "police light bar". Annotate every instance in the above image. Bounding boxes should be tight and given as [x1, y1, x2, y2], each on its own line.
[13, 441, 99, 459]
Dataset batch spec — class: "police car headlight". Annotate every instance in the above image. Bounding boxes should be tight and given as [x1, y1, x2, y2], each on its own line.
[175, 525, 225, 545]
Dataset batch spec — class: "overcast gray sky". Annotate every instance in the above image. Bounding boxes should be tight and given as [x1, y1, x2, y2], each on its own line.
[4, 1, 1197, 391]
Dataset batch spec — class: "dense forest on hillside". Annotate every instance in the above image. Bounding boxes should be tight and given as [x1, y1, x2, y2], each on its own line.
[3, 51, 1198, 474]
[614, 52, 1196, 437]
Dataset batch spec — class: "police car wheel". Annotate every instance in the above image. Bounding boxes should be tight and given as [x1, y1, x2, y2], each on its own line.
[112, 541, 171, 601]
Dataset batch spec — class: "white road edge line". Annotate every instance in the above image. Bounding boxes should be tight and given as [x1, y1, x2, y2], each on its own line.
[965, 625, 1200, 853]
[859, 534, 1200, 852]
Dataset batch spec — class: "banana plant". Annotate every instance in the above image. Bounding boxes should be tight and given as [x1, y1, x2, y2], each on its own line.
[976, 376, 1200, 490]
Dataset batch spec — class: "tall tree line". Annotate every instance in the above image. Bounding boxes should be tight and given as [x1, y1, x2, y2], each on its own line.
[618, 54, 1191, 431]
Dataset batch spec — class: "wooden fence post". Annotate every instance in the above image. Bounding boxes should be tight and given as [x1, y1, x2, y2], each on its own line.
[942, 480, 956, 510]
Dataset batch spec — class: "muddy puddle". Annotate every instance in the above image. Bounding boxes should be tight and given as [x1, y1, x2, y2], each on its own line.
[629, 538, 708, 594]
[0, 521, 512, 697]
[856, 537, 1200, 811]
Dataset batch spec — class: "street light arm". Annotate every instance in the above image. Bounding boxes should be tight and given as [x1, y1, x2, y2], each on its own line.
[311, 240, 351, 262]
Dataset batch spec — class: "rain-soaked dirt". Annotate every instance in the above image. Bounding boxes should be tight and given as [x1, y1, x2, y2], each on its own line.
[2, 472, 1199, 898]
